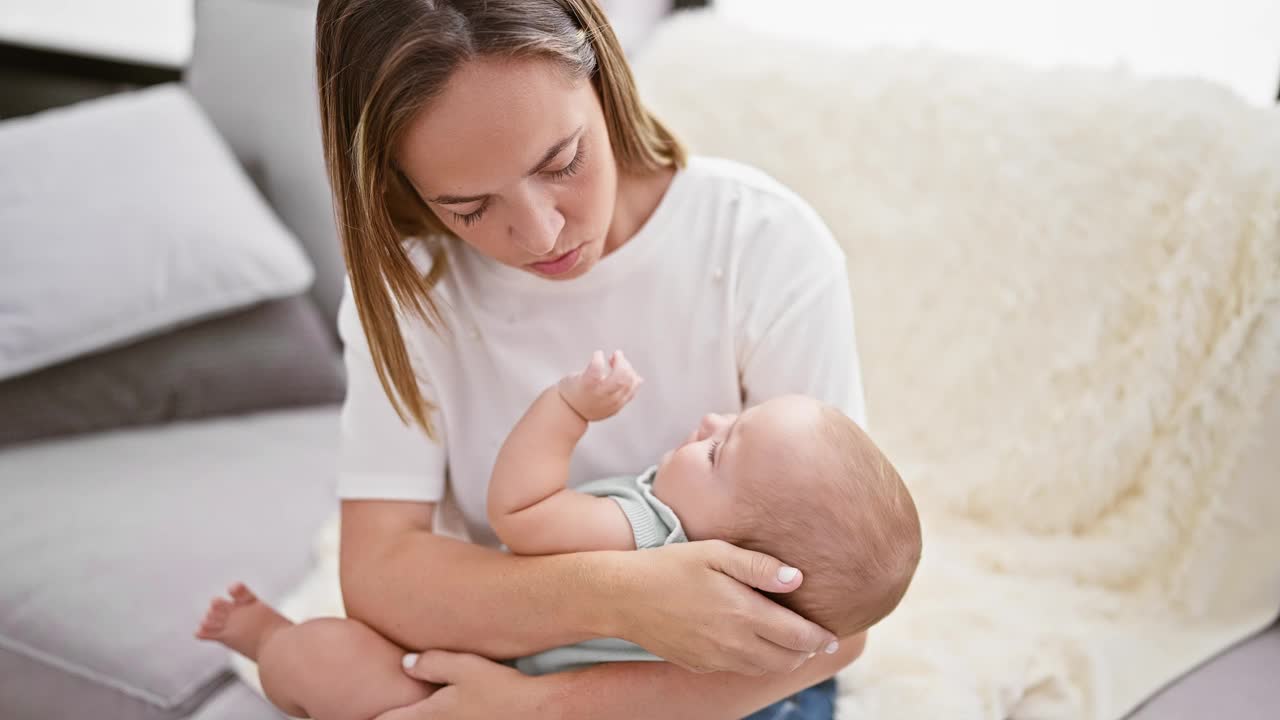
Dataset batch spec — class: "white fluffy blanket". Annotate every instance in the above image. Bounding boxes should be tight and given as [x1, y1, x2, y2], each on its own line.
[632, 11, 1280, 719]
[245, 11, 1280, 720]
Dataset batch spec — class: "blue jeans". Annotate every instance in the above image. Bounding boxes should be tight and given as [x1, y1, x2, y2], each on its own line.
[742, 678, 837, 720]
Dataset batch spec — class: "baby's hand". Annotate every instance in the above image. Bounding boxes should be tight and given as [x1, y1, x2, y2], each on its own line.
[558, 350, 643, 422]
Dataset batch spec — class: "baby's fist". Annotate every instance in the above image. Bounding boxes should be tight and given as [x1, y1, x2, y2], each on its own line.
[558, 350, 643, 422]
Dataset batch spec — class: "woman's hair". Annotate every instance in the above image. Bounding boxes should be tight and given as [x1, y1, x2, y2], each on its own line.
[315, 0, 686, 438]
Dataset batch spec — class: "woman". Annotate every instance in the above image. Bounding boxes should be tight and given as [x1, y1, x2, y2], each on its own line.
[319, 1, 868, 717]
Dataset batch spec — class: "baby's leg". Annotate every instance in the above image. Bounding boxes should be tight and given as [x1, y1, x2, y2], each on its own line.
[196, 583, 436, 720]
[257, 617, 438, 720]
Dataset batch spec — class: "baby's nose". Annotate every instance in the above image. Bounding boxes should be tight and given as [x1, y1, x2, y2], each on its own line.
[697, 413, 731, 439]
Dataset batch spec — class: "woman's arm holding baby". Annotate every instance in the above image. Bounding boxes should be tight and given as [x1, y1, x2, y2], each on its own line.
[396, 631, 866, 720]
[487, 350, 642, 555]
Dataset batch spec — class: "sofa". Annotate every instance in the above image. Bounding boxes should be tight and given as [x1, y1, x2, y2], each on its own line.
[0, 2, 1275, 720]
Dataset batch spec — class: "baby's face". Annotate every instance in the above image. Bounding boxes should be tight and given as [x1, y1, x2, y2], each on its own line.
[653, 395, 821, 540]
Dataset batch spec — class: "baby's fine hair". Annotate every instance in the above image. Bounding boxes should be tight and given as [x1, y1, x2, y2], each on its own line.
[730, 406, 921, 637]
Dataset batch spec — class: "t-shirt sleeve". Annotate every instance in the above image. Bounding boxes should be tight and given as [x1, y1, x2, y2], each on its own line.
[335, 284, 447, 502]
[735, 191, 869, 428]
[577, 472, 686, 548]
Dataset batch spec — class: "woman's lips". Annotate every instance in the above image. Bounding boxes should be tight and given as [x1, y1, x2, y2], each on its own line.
[528, 245, 582, 276]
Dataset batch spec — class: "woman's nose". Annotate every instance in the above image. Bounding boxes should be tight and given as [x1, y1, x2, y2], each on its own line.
[509, 192, 565, 256]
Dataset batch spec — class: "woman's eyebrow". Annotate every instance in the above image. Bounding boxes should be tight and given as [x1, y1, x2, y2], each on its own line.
[430, 190, 488, 205]
[526, 126, 583, 175]
[428, 125, 584, 206]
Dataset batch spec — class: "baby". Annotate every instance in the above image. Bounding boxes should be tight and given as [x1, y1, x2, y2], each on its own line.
[195, 350, 922, 720]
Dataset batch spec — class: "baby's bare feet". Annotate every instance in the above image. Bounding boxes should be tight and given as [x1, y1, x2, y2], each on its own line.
[195, 582, 292, 661]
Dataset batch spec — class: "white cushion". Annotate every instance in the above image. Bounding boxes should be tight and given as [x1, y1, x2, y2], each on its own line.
[0, 83, 313, 380]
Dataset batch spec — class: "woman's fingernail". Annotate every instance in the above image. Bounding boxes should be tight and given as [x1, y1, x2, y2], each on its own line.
[402, 653, 419, 670]
[777, 566, 799, 583]
[825, 641, 839, 654]
[808, 652, 817, 659]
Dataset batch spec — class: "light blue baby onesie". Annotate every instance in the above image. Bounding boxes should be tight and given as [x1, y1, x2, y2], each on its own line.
[514, 466, 686, 675]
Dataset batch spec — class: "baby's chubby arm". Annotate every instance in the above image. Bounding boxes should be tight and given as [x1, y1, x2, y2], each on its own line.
[487, 350, 643, 556]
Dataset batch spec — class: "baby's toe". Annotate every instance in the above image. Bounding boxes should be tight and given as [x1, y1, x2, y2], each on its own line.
[228, 583, 256, 605]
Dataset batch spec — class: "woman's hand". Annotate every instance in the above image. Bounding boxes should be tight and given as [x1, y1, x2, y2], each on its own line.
[603, 540, 841, 676]
[393, 651, 554, 720]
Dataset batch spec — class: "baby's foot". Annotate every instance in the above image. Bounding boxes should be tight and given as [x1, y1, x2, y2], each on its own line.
[195, 582, 292, 661]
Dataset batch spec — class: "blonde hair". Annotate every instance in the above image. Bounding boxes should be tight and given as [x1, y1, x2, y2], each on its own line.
[315, 0, 686, 438]
[731, 407, 922, 637]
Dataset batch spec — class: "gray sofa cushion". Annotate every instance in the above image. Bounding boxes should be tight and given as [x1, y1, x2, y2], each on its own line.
[0, 83, 315, 380]
[0, 296, 344, 448]
[1126, 622, 1280, 720]
[188, 678, 286, 720]
[0, 408, 339, 720]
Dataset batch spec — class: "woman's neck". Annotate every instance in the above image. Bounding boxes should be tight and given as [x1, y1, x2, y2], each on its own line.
[605, 165, 677, 256]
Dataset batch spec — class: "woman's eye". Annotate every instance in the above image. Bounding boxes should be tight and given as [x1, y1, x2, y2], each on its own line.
[546, 144, 586, 181]
[452, 202, 488, 227]
[707, 441, 720, 463]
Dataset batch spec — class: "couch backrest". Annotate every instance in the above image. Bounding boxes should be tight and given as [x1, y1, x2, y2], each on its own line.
[185, 0, 345, 328]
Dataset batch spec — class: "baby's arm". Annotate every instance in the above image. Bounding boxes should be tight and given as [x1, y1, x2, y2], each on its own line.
[487, 350, 643, 556]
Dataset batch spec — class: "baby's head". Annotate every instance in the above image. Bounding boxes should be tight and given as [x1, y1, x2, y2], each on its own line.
[652, 395, 921, 636]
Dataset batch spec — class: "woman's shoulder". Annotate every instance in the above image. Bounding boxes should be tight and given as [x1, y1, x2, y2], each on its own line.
[680, 155, 797, 203]
[336, 234, 456, 343]
[682, 156, 844, 262]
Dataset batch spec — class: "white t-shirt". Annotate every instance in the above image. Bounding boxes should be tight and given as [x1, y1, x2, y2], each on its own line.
[336, 156, 866, 547]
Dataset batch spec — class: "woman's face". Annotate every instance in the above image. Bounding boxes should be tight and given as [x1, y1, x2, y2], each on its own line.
[396, 56, 619, 280]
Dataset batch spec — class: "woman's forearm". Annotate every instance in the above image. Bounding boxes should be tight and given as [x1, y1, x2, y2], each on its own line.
[341, 524, 616, 658]
[543, 633, 866, 720]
